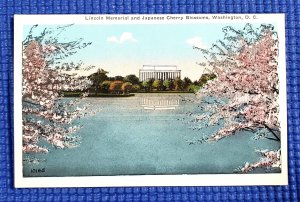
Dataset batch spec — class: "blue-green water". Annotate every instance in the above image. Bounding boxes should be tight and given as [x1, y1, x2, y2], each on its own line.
[23, 93, 280, 177]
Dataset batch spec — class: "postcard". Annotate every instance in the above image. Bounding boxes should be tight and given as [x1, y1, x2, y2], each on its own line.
[14, 14, 287, 187]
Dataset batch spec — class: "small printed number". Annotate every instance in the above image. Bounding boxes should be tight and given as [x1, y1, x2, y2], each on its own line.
[31, 168, 45, 173]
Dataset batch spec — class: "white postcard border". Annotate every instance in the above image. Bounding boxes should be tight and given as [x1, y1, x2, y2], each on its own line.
[14, 14, 288, 188]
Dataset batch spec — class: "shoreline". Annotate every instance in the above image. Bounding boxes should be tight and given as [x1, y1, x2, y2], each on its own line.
[62, 93, 135, 98]
[62, 91, 194, 98]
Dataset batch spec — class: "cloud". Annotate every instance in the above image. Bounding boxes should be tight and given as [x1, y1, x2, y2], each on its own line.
[106, 36, 119, 43]
[186, 37, 206, 48]
[107, 32, 137, 44]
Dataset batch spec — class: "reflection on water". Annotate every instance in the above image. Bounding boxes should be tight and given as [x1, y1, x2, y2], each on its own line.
[140, 96, 180, 110]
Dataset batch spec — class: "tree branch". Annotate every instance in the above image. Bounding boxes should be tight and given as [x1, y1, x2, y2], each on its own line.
[263, 124, 280, 141]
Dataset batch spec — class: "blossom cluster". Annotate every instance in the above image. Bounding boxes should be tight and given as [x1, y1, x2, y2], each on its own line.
[240, 149, 281, 173]
[192, 24, 281, 172]
[195, 24, 280, 142]
[22, 26, 93, 154]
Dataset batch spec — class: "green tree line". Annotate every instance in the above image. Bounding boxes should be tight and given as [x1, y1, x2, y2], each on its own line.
[79, 68, 216, 95]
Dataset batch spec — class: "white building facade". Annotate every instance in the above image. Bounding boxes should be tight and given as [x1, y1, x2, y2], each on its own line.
[139, 65, 181, 81]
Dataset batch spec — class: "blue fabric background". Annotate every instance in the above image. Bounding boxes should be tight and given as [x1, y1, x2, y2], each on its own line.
[0, 0, 299, 201]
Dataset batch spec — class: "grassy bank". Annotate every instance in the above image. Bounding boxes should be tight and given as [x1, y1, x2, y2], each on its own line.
[62, 92, 135, 97]
[62, 91, 194, 98]
[136, 91, 193, 94]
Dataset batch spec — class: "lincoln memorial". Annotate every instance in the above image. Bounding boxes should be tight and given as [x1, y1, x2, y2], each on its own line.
[139, 65, 181, 81]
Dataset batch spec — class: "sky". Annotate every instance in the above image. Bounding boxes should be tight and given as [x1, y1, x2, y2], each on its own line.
[24, 23, 263, 81]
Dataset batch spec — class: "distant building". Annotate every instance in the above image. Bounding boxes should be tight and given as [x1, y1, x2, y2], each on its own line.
[139, 65, 181, 81]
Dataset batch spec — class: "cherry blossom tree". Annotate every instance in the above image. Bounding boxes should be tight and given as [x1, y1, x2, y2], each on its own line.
[22, 25, 94, 154]
[239, 149, 281, 173]
[191, 24, 281, 172]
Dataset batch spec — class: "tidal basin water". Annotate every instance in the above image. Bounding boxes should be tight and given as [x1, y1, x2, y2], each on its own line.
[23, 93, 280, 177]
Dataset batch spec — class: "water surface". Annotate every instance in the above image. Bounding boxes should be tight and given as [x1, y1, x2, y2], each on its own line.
[23, 93, 280, 176]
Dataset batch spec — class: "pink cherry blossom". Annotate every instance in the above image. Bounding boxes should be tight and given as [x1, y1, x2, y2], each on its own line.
[22, 25, 93, 154]
[193, 24, 281, 172]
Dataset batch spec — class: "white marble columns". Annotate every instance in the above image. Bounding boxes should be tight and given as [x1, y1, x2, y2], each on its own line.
[139, 70, 181, 81]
